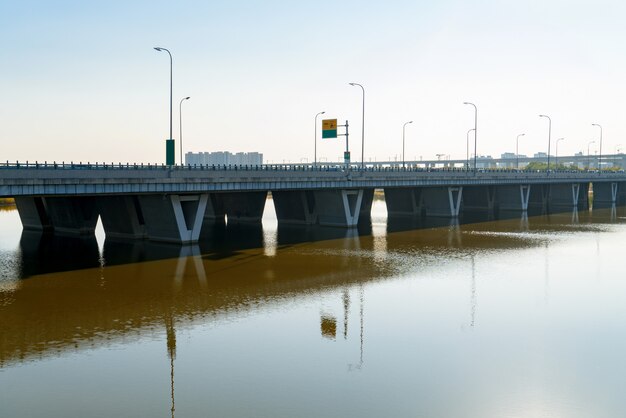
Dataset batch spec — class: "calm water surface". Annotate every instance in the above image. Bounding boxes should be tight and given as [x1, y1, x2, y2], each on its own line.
[1, 199, 626, 418]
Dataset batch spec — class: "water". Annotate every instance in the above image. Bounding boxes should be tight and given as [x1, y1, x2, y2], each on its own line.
[1, 199, 626, 418]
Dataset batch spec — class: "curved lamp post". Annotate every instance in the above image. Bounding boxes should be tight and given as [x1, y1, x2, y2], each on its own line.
[592, 123, 602, 174]
[349, 83, 365, 169]
[555, 137, 565, 169]
[314, 111, 325, 166]
[466, 128, 475, 171]
[154, 47, 174, 165]
[516, 133, 525, 170]
[464, 102, 478, 173]
[539, 114, 552, 175]
[179, 96, 190, 165]
[402, 121, 413, 168]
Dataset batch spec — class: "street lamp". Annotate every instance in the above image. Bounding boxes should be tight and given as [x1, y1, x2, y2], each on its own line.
[464, 102, 477, 174]
[349, 83, 365, 169]
[466, 128, 475, 171]
[587, 140, 596, 170]
[592, 123, 602, 173]
[516, 133, 525, 170]
[538, 114, 552, 174]
[154, 47, 174, 165]
[402, 121, 413, 168]
[314, 111, 325, 166]
[555, 137, 565, 169]
[179, 96, 190, 165]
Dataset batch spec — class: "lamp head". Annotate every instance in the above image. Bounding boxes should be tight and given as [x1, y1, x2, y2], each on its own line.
[409, 120, 413, 124]
[349, 83, 355, 86]
[321, 111, 326, 114]
[154, 47, 162, 51]
[185, 96, 190, 100]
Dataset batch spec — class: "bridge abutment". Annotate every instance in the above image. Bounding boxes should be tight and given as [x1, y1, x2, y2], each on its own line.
[138, 194, 208, 244]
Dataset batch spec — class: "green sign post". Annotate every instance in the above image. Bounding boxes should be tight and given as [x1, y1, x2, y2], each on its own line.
[166, 139, 175, 166]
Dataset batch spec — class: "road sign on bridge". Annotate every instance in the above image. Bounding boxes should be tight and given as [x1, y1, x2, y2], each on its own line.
[322, 119, 337, 138]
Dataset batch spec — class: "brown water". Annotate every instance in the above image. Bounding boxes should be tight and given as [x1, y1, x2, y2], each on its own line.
[1, 199, 626, 418]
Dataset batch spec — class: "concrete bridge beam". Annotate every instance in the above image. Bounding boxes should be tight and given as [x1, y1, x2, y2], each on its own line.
[138, 194, 208, 244]
[272, 190, 317, 225]
[384, 188, 423, 217]
[421, 186, 463, 217]
[313, 189, 363, 227]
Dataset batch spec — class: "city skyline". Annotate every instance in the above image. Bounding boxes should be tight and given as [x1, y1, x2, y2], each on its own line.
[3, 0, 625, 164]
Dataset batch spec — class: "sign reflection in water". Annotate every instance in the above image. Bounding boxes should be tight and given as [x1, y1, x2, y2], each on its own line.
[1, 199, 626, 418]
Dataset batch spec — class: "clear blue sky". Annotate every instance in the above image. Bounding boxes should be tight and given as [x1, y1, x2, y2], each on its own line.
[2, 0, 625, 163]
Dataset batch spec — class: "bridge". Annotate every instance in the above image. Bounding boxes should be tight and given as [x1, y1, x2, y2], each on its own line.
[2, 162, 626, 243]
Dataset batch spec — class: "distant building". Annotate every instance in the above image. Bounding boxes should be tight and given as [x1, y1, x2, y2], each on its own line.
[185, 151, 263, 166]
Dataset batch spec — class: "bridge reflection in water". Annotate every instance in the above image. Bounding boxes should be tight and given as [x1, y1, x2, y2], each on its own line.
[1, 203, 625, 417]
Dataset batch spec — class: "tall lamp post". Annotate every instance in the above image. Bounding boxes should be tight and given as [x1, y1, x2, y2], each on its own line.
[466, 128, 475, 172]
[592, 123, 602, 174]
[539, 114, 552, 175]
[587, 140, 596, 170]
[555, 137, 564, 169]
[516, 133, 525, 170]
[464, 102, 477, 174]
[402, 121, 413, 168]
[179, 96, 190, 165]
[314, 111, 325, 166]
[349, 83, 365, 170]
[154, 47, 174, 165]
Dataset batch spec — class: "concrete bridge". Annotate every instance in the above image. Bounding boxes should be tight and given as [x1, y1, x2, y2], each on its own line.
[2, 162, 626, 243]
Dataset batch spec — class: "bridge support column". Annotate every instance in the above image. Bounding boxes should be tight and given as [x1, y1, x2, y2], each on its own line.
[421, 186, 463, 217]
[202, 194, 226, 223]
[221, 191, 267, 223]
[272, 190, 317, 225]
[384, 188, 423, 216]
[496, 185, 530, 211]
[138, 194, 208, 244]
[359, 188, 375, 224]
[97, 196, 146, 239]
[313, 189, 363, 227]
[44, 196, 99, 235]
[548, 183, 581, 210]
[462, 186, 496, 214]
[593, 182, 618, 206]
[528, 184, 549, 212]
[15, 197, 52, 231]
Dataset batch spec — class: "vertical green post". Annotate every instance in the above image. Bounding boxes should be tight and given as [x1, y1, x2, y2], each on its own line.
[166, 139, 175, 166]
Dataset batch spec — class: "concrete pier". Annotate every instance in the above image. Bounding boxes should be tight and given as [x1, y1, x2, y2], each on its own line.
[272, 190, 317, 225]
[593, 182, 618, 205]
[548, 183, 582, 209]
[44, 196, 99, 235]
[495, 185, 530, 211]
[14, 197, 52, 231]
[138, 194, 208, 243]
[98, 196, 146, 239]
[313, 189, 363, 227]
[421, 187, 463, 217]
[384, 188, 422, 217]
[221, 191, 267, 224]
[462, 186, 496, 213]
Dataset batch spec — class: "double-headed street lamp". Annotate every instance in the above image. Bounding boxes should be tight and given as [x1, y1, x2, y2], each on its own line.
[516, 133, 525, 170]
[349, 83, 365, 169]
[466, 128, 475, 171]
[154, 47, 174, 165]
[314, 111, 325, 166]
[587, 140, 596, 170]
[179, 96, 190, 165]
[402, 121, 413, 168]
[555, 137, 565, 169]
[538, 114, 552, 175]
[592, 123, 602, 174]
[464, 102, 478, 174]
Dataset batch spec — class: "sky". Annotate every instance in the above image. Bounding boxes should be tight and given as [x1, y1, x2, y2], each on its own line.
[2, 0, 626, 164]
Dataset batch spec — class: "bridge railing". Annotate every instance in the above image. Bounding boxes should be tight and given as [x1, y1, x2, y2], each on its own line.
[1, 160, 625, 176]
